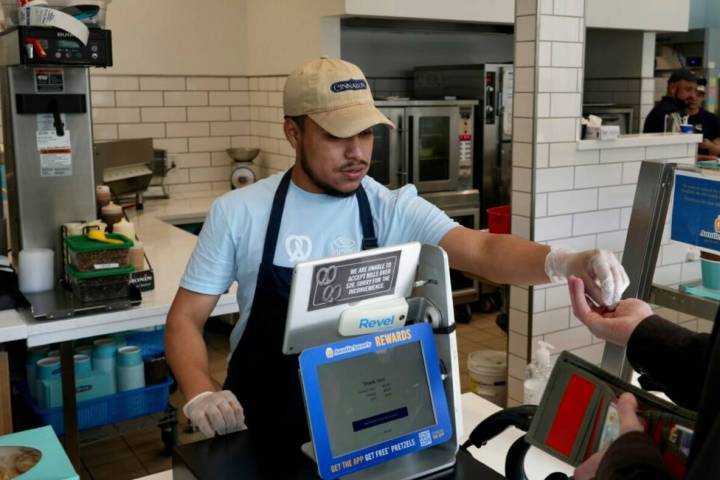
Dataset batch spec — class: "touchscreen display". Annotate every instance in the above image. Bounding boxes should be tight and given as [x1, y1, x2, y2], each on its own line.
[317, 341, 436, 457]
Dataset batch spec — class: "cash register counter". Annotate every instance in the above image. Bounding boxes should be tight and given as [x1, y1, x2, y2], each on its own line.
[139, 393, 573, 480]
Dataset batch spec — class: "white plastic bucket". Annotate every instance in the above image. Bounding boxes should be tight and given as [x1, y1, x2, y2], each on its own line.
[467, 350, 507, 406]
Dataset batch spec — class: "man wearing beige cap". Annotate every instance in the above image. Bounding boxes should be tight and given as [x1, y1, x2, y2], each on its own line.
[166, 57, 629, 453]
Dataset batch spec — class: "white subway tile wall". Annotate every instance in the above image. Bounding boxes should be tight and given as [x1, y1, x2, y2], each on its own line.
[508, 0, 700, 405]
[89, 74, 292, 195]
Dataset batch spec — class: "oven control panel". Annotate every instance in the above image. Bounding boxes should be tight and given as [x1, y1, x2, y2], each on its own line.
[458, 106, 474, 188]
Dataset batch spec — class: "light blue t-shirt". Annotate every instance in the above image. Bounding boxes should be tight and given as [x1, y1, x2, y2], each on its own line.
[180, 171, 459, 352]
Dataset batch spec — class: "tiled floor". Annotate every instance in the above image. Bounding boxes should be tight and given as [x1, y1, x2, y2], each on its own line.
[73, 312, 507, 479]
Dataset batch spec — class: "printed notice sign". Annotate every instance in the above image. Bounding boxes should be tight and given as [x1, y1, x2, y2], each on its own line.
[671, 171, 720, 254]
[308, 250, 401, 311]
[37, 129, 72, 177]
[34, 68, 64, 93]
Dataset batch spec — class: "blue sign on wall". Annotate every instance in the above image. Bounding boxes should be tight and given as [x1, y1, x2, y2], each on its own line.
[671, 171, 720, 254]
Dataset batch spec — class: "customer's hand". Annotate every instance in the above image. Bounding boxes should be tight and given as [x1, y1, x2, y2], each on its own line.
[574, 393, 645, 480]
[568, 276, 651, 346]
[183, 390, 246, 437]
[701, 138, 720, 156]
[545, 248, 629, 306]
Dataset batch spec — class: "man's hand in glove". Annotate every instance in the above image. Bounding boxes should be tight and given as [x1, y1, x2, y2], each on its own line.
[545, 247, 629, 307]
[183, 390, 246, 437]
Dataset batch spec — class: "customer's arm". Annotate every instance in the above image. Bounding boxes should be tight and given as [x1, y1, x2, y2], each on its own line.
[568, 277, 711, 410]
[165, 287, 220, 400]
[625, 315, 710, 410]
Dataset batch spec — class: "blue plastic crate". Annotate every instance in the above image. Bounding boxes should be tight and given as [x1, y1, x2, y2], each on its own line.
[125, 327, 165, 361]
[19, 377, 173, 435]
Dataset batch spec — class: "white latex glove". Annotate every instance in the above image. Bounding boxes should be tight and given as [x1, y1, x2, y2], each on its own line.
[182, 390, 246, 437]
[545, 246, 629, 306]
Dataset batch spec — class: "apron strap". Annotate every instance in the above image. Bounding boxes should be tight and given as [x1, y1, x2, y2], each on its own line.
[261, 169, 293, 265]
[356, 185, 378, 250]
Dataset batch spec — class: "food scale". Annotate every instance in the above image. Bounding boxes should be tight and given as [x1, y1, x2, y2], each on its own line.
[227, 147, 259, 189]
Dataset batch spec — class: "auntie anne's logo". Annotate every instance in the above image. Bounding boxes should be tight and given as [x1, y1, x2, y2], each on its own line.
[699, 214, 720, 241]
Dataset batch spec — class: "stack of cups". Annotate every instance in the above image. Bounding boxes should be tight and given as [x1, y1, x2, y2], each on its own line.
[74, 354, 92, 377]
[117, 346, 145, 392]
[74, 344, 94, 362]
[92, 338, 117, 394]
[36, 357, 62, 409]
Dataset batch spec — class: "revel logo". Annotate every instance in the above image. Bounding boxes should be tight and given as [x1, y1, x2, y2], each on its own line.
[358, 315, 396, 329]
[330, 78, 367, 93]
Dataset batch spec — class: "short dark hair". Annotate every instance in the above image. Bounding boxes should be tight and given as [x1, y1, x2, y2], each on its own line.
[286, 115, 307, 129]
[668, 69, 698, 85]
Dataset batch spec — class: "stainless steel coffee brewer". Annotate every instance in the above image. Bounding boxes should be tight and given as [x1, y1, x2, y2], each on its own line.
[0, 26, 117, 318]
[0, 26, 112, 282]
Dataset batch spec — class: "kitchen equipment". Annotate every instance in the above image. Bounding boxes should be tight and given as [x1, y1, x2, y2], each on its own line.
[66, 264, 133, 303]
[1, 26, 113, 280]
[144, 148, 174, 199]
[370, 100, 476, 193]
[93, 138, 154, 208]
[64, 233, 132, 271]
[368, 103, 481, 309]
[413, 64, 514, 226]
[226, 147, 259, 189]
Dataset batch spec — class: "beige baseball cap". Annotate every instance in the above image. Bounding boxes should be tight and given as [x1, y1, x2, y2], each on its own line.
[283, 57, 395, 138]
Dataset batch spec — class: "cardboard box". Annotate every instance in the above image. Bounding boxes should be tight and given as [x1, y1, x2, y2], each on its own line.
[0, 426, 78, 479]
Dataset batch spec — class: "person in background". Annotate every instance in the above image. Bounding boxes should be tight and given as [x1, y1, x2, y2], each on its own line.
[688, 79, 720, 160]
[643, 69, 698, 133]
[165, 57, 630, 456]
[568, 276, 720, 479]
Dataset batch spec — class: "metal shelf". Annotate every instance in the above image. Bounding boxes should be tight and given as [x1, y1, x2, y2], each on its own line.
[649, 284, 719, 322]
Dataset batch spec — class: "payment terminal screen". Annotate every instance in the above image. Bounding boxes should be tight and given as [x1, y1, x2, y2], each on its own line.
[317, 341, 436, 457]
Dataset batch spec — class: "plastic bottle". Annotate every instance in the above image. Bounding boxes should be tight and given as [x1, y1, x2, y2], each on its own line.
[523, 340, 554, 405]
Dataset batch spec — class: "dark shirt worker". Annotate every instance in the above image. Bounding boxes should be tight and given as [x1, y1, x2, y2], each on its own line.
[688, 82, 720, 160]
[643, 69, 698, 133]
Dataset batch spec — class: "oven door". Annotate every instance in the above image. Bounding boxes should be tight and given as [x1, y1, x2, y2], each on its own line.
[406, 106, 460, 193]
[368, 107, 404, 189]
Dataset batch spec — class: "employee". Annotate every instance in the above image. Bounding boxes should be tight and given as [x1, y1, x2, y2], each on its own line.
[688, 80, 720, 160]
[165, 58, 630, 449]
[643, 69, 698, 133]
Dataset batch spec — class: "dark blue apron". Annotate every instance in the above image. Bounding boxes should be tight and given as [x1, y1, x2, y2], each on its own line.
[224, 168, 377, 449]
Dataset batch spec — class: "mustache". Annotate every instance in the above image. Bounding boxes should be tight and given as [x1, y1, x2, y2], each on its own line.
[340, 161, 369, 170]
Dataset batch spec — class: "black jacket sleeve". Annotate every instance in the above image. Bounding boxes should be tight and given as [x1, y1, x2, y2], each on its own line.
[596, 431, 672, 480]
[626, 315, 710, 410]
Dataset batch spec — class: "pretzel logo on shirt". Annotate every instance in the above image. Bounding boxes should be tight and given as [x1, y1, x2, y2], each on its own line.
[285, 234, 312, 263]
